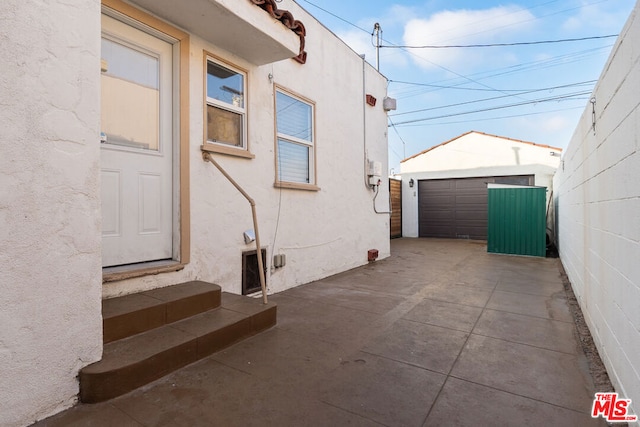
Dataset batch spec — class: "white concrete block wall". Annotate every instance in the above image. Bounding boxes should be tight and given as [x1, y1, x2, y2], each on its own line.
[0, 1, 103, 426]
[554, 3, 640, 422]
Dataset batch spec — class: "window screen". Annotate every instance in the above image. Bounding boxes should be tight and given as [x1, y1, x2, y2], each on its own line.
[276, 90, 314, 184]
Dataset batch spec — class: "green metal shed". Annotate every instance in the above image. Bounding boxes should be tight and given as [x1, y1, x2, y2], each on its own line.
[487, 185, 547, 257]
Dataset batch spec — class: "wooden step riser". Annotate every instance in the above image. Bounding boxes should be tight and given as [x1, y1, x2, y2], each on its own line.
[81, 305, 276, 403]
[103, 282, 221, 344]
[80, 339, 198, 403]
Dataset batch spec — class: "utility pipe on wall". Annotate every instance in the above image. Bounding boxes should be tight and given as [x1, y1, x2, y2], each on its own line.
[202, 151, 268, 304]
[361, 53, 371, 191]
[362, 53, 392, 215]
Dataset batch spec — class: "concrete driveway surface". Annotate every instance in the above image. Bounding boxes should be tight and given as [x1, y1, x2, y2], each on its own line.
[35, 238, 606, 426]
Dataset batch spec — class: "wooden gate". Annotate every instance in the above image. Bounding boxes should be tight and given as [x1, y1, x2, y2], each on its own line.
[390, 179, 402, 238]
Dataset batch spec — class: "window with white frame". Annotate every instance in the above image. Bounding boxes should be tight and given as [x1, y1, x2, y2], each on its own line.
[275, 89, 315, 185]
[205, 57, 246, 149]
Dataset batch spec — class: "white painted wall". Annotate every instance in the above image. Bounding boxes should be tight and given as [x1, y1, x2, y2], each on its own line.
[0, 1, 103, 426]
[101, 1, 391, 298]
[0, 1, 390, 424]
[400, 132, 561, 237]
[554, 3, 640, 423]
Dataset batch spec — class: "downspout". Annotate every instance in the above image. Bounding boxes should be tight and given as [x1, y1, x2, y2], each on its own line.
[202, 152, 268, 304]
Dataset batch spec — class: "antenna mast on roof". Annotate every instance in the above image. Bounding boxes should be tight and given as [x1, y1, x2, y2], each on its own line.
[373, 23, 381, 71]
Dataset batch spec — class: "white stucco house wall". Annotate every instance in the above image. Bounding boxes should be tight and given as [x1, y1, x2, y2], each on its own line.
[554, 2, 640, 421]
[0, 0, 391, 425]
[399, 131, 561, 239]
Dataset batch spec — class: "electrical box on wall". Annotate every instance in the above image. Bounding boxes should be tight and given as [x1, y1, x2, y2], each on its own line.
[368, 161, 382, 177]
[273, 253, 286, 268]
[368, 160, 382, 187]
[383, 96, 397, 111]
[368, 176, 381, 186]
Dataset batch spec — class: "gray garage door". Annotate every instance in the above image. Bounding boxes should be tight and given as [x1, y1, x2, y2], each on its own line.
[418, 175, 534, 240]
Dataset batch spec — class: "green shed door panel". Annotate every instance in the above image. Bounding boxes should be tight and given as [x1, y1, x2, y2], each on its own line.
[487, 187, 546, 257]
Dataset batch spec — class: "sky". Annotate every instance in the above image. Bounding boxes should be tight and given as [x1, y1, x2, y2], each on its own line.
[294, 0, 636, 173]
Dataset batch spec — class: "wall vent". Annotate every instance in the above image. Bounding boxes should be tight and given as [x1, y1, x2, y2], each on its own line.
[242, 249, 267, 295]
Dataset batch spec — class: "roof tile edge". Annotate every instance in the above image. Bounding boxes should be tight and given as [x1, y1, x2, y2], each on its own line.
[250, 0, 307, 64]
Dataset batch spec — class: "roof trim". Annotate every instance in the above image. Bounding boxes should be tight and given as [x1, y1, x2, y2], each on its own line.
[250, 0, 307, 64]
[400, 130, 563, 163]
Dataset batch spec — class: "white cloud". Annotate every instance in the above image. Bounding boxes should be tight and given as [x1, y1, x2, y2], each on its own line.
[512, 112, 576, 149]
[337, 28, 376, 60]
[335, 5, 413, 71]
[539, 114, 571, 132]
[403, 6, 536, 72]
[337, 29, 409, 71]
[386, 4, 417, 27]
[562, 0, 634, 32]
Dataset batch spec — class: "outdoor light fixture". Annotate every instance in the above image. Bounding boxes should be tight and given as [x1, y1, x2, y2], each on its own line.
[409, 178, 414, 188]
[243, 229, 255, 244]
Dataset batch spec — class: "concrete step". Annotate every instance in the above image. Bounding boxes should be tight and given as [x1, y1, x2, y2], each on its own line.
[81, 288, 276, 403]
[102, 281, 222, 344]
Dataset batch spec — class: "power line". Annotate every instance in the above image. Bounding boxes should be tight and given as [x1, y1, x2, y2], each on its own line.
[423, 0, 613, 46]
[390, 45, 611, 100]
[397, 106, 585, 128]
[381, 34, 618, 49]
[299, 0, 615, 122]
[391, 91, 592, 126]
[389, 79, 596, 94]
[388, 117, 408, 159]
[298, 0, 371, 34]
[300, 0, 526, 100]
[461, 46, 612, 80]
[382, 37, 530, 101]
[390, 81, 596, 116]
[380, 30, 611, 101]
[299, 0, 608, 104]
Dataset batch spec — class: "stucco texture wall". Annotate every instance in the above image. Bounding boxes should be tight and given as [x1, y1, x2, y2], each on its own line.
[553, 2, 640, 421]
[102, 1, 391, 298]
[0, 1, 103, 426]
[399, 132, 561, 237]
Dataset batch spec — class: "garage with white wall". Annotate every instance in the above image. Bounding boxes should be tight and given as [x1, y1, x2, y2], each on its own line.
[400, 131, 561, 239]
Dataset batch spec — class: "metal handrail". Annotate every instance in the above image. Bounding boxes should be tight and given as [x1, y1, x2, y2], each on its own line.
[202, 151, 268, 304]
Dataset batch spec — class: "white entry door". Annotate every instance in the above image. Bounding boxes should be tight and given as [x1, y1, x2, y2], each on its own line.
[100, 14, 174, 267]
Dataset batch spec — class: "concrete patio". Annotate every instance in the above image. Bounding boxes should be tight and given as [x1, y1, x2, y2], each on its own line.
[36, 238, 605, 426]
